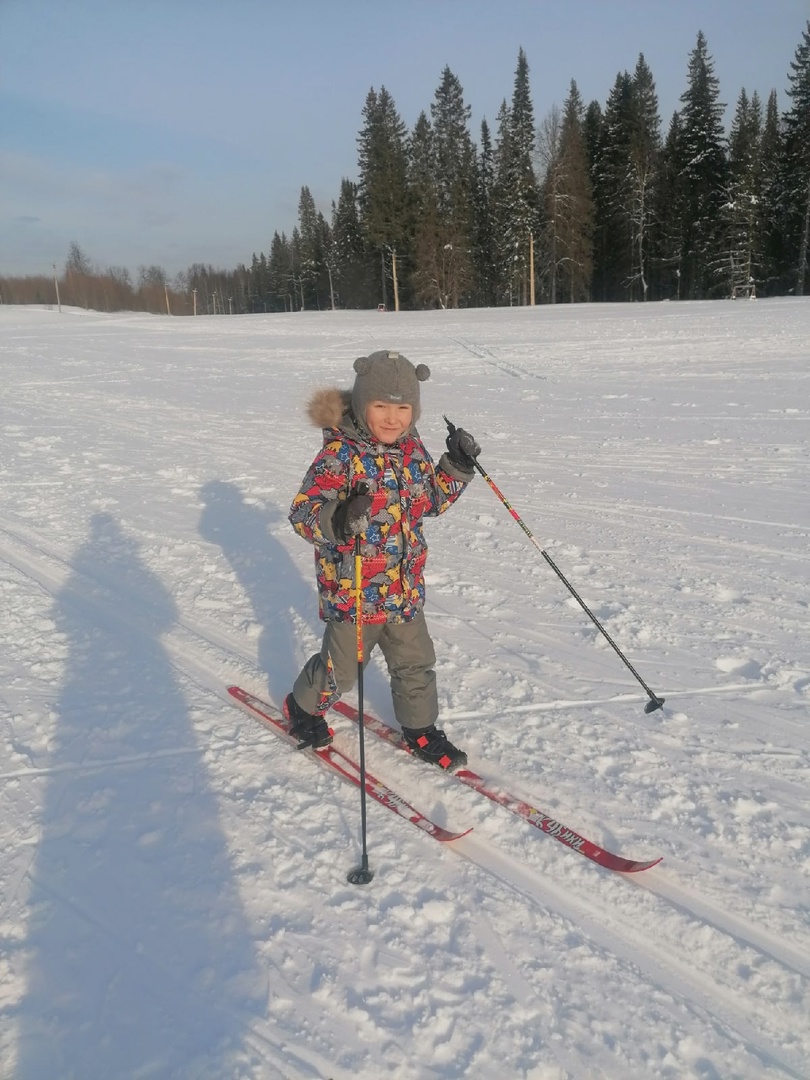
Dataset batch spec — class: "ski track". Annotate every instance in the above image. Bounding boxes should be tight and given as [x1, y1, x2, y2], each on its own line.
[0, 508, 808, 1078]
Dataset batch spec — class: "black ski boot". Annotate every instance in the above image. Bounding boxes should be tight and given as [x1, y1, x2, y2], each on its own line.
[284, 694, 333, 749]
[402, 725, 467, 771]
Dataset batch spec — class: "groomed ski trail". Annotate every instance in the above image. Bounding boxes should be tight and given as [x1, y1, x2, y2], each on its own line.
[1, 511, 808, 1077]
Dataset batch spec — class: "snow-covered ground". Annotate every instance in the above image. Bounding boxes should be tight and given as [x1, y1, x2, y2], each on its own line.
[1, 299, 808, 1080]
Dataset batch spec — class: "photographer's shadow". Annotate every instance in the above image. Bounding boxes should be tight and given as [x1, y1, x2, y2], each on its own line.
[17, 512, 262, 1079]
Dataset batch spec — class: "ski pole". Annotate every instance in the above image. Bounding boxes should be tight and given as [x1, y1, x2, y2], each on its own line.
[347, 510, 374, 885]
[444, 415, 665, 714]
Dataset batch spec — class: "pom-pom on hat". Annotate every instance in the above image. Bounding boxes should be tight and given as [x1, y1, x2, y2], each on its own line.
[351, 350, 430, 428]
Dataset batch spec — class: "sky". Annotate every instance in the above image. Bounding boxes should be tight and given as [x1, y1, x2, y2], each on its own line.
[1, 0, 808, 279]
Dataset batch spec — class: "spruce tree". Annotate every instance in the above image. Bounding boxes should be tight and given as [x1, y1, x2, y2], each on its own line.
[582, 101, 606, 298]
[677, 31, 728, 298]
[267, 231, 293, 312]
[759, 90, 785, 293]
[493, 49, 539, 304]
[539, 83, 593, 303]
[471, 118, 498, 306]
[356, 86, 411, 307]
[248, 252, 271, 312]
[627, 55, 661, 300]
[492, 99, 514, 302]
[289, 228, 305, 310]
[722, 89, 763, 297]
[408, 67, 475, 308]
[591, 71, 635, 300]
[782, 20, 810, 295]
[537, 103, 563, 302]
[332, 178, 374, 308]
[297, 186, 322, 309]
[409, 110, 442, 307]
[654, 112, 687, 298]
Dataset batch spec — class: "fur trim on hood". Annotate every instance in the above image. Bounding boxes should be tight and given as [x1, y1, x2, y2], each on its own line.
[307, 387, 351, 429]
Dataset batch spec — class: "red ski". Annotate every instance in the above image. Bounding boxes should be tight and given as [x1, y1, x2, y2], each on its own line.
[333, 701, 662, 874]
[227, 686, 470, 844]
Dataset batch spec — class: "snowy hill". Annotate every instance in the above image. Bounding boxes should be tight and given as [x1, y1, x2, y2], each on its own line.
[1, 300, 808, 1079]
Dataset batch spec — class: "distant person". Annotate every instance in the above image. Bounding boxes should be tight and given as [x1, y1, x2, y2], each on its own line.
[287, 350, 480, 769]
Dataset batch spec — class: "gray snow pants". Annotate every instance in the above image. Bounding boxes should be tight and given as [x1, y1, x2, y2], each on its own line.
[292, 611, 438, 732]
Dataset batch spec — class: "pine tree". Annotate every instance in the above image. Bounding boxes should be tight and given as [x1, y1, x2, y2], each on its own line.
[781, 20, 810, 295]
[677, 31, 728, 298]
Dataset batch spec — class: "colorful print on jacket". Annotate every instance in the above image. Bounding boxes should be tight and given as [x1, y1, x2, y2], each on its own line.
[289, 391, 468, 624]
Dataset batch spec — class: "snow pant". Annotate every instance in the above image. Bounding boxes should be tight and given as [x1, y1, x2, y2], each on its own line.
[292, 610, 438, 732]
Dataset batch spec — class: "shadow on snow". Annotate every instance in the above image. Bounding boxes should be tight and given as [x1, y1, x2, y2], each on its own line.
[198, 480, 315, 704]
[16, 513, 265, 1079]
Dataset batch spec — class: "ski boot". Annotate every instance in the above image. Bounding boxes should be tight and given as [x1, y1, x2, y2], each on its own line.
[402, 725, 467, 770]
[284, 694, 333, 749]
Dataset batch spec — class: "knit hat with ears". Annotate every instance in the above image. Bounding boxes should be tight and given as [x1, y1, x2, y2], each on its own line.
[351, 350, 431, 429]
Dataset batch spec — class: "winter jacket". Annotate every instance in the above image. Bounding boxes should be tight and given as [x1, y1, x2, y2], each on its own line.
[289, 388, 472, 624]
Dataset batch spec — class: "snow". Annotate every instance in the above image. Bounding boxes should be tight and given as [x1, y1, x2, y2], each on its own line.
[0, 298, 808, 1080]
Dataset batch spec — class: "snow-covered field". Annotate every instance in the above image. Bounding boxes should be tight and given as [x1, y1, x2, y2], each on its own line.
[1, 299, 808, 1080]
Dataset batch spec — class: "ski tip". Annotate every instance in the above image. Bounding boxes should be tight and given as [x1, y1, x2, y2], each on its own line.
[446, 826, 474, 842]
[620, 855, 663, 873]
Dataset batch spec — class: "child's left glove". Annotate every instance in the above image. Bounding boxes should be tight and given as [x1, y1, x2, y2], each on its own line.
[332, 491, 373, 543]
[446, 426, 481, 471]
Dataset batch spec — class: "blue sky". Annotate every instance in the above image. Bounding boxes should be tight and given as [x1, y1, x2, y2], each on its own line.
[1, 0, 807, 278]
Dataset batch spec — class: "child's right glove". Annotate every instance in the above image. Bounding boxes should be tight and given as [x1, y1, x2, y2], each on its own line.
[445, 425, 481, 471]
[332, 490, 373, 542]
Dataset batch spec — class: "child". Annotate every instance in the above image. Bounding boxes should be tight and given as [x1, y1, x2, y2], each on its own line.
[287, 350, 480, 769]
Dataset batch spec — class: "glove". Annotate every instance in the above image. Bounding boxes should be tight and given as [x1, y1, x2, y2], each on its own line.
[445, 424, 481, 471]
[332, 490, 372, 543]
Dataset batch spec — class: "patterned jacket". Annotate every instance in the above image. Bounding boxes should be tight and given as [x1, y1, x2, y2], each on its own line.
[289, 388, 471, 624]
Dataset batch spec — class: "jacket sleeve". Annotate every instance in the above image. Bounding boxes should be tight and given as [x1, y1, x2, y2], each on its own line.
[288, 439, 350, 547]
[419, 446, 472, 518]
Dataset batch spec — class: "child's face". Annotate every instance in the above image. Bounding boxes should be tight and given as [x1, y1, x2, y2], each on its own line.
[365, 400, 413, 444]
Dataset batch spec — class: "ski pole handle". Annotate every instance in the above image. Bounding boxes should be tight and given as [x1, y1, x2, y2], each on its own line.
[352, 481, 369, 664]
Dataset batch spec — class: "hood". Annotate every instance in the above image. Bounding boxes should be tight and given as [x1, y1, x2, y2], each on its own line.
[306, 387, 418, 448]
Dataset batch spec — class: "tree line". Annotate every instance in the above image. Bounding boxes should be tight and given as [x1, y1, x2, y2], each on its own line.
[2, 24, 808, 313]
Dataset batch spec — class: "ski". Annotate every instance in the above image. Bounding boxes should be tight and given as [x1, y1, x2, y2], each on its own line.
[333, 701, 662, 874]
[227, 686, 470, 844]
